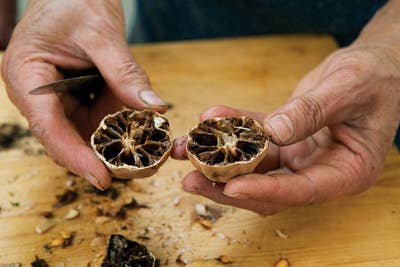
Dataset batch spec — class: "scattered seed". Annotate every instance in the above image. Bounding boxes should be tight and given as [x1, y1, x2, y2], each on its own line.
[172, 196, 181, 206]
[95, 216, 112, 224]
[217, 233, 225, 239]
[195, 203, 222, 223]
[51, 238, 64, 247]
[275, 229, 288, 239]
[35, 220, 56, 234]
[199, 217, 213, 230]
[65, 178, 75, 188]
[274, 258, 290, 267]
[64, 208, 79, 220]
[50, 232, 75, 248]
[195, 203, 207, 217]
[216, 255, 233, 264]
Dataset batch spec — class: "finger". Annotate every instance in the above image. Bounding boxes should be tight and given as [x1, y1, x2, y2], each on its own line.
[199, 105, 267, 123]
[182, 170, 287, 215]
[82, 34, 167, 113]
[223, 171, 317, 205]
[171, 135, 188, 160]
[223, 143, 368, 205]
[263, 68, 366, 145]
[4, 59, 111, 190]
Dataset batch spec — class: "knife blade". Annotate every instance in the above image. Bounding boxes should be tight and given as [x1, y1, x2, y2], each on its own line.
[29, 74, 103, 95]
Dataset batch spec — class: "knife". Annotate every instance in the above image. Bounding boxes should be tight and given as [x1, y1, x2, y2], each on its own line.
[29, 69, 105, 104]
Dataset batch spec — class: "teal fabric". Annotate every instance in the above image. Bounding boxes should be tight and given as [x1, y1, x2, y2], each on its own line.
[135, 0, 387, 46]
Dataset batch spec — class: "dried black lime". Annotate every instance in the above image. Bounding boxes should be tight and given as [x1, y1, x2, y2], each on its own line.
[102, 234, 159, 267]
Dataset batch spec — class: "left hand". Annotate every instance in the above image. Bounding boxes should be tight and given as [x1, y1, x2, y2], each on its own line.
[172, 44, 400, 215]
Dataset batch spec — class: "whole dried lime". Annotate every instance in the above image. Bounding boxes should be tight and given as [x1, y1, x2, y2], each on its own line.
[186, 117, 268, 183]
[91, 109, 172, 179]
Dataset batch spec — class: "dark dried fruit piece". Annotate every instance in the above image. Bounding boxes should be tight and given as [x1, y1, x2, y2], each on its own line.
[31, 256, 49, 267]
[0, 123, 31, 149]
[91, 109, 172, 179]
[101, 234, 159, 267]
[187, 117, 268, 182]
[53, 189, 78, 208]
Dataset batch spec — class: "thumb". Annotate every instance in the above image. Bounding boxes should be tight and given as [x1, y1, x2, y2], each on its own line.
[263, 80, 358, 145]
[84, 37, 167, 113]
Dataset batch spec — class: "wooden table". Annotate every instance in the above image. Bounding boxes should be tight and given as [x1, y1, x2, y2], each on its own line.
[0, 35, 399, 266]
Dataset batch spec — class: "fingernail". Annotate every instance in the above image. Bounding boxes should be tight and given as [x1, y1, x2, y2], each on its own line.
[139, 90, 166, 107]
[85, 174, 104, 191]
[265, 114, 294, 144]
[223, 191, 249, 199]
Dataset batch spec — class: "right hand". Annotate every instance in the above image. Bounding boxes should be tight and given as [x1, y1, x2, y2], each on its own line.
[1, 0, 167, 190]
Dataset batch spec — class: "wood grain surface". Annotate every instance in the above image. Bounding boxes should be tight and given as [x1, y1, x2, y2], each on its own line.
[0, 35, 399, 266]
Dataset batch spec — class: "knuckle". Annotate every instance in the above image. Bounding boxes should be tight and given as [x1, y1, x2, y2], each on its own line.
[326, 50, 371, 83]
[291, 95, 324, 133]
[28, 117, 47, 146]
[115, 61, 149, 86]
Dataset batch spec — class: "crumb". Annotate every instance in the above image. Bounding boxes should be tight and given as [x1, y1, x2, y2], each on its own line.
[39, 211, 54, 219]
[199, 217, 213, 230]
[31, 255, 49, 267]
[275, 229, 288, 239]
[53, 189, 78, 208]
[274, 258, 290, 267]
[95, 216, 112, 224]
[216, 255, 233, 264]
[35, 220, 56, 234]
[175, 254, 188, 266]
[173, 196, 181, 206]
[64, 208, 79, 220]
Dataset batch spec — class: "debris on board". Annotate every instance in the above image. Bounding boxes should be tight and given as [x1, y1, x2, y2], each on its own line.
[101, 234, 159, 267]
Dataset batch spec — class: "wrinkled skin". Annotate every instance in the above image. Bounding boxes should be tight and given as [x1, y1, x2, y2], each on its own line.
[1, 0, 166, 190]
[172, 44, 400, 214]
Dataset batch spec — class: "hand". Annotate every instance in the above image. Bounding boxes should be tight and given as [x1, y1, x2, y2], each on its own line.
[1, 0, 167, 190]
[172, 45, 400, 214]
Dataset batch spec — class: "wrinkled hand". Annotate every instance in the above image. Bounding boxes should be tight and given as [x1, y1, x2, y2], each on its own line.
[173, 45, 400, 214]
[1, 0, 166, 190]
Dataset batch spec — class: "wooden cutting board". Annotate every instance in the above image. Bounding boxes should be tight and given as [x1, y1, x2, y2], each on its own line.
[0, 35, 399, 266]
